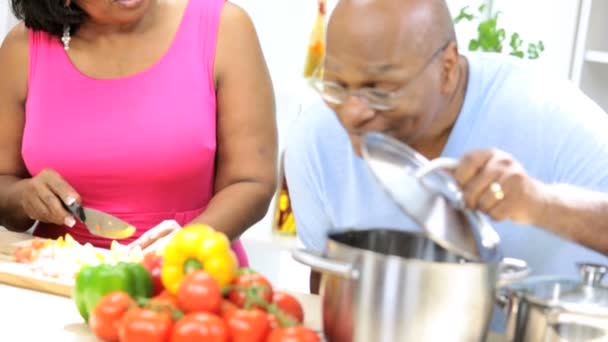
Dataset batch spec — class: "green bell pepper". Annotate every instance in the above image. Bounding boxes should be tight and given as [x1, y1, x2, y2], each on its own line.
[73, 262, 153, 322]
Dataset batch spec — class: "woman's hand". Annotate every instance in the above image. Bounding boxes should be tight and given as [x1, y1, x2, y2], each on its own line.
[452, 149, 546, 224]
[20, 169, 81, 227]
[127, 220, 181, 255]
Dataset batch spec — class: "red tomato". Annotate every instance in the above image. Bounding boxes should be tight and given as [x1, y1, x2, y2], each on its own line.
[272, 292, 304, 323]
[152, 290, 178, 307]
[177, 271, 222, 314]
[266, 327, 320, 342]
[170, 313, 228, 342]
[14, 246, 37, 263]
[148, 291, 179, 316]
[142, 254, 164, 296]
[89, 292, 135, 342]
[118, 308, 173, 342]
[224, 309, 270, 342]
[228, 272, 273, 309]
[220, 299, 238, 318]
[30, 238, 46, 249]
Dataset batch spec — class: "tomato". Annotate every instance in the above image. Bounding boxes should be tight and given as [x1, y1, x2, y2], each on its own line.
[177, 271, 222, 314]
[147, 291, 179, 316]
[118, 307, 173, 342]
[152, 290, 178, 307]
[224, 309, 270, 342]
[30, 238, 46, 249]
[170, 313, 228, 342]
[142, 254, 164, 296]
[272, 292, 304, 323]
[89, 292, 135, 342]
[266, 327, 320, 342]
[14, 246, 37, 263]
[220, 299, 238, 318]
[228, 272, 273, 309]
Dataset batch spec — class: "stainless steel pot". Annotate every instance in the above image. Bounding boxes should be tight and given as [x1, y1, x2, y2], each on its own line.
[499, 263, 608, 342]
[292, 229, 530, 342]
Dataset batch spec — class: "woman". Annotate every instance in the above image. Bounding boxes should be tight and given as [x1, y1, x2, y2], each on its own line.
[0, 0, 277, 266]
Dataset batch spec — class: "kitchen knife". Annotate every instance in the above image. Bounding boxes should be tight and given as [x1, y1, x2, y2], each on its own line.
[64, 202, 136, 240]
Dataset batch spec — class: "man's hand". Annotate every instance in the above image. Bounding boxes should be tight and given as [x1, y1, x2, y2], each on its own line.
[452, 149, 545, 224]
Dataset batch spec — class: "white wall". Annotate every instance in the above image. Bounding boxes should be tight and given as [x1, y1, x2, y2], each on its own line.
[491, 0, 580, 79]
[0, 2, 18, 41]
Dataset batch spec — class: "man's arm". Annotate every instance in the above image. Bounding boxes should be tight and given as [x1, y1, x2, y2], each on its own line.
[283, 128, 333, 254]
[532, 184, 608, 255]
[284, 121, 334, 292]
[454, 85, 608, 256]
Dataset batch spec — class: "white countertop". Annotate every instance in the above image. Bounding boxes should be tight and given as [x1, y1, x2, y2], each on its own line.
[0, 283, 323, 341]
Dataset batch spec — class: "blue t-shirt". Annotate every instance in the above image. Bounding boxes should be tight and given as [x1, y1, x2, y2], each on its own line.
[284, 52, 608, 330]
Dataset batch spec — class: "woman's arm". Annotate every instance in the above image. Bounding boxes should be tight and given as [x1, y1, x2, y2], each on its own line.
[189, 3, 277, 239]
[0, 24, 35, 231]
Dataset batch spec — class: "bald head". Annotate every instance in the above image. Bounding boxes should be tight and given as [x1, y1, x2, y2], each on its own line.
[326, 0, 456, 70]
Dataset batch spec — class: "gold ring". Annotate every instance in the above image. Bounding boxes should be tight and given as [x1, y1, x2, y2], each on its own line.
[490, 182, 505, 200]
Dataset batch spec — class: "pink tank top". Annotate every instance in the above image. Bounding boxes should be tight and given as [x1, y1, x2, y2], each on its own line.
[22, 0, 248, 266]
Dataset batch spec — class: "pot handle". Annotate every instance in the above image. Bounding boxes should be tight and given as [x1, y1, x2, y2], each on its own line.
[291, 249, 359, 279]
[547, 309, 607, 331]
[414, 157, 466, 209]
[496, 257, 530, 288]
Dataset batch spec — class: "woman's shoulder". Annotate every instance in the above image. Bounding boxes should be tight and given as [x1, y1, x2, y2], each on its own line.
[1, 22, 28, 53]
[220, 2, 251, 22]
[213, 2, 260, 79]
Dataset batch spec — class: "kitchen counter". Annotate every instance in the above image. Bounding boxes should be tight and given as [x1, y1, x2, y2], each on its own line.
[0, 230, 505, 341]
[0, 282, 505, 341]
[0, 283, 324, 341]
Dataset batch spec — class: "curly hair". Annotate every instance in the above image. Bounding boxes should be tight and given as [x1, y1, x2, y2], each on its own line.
[10, 0, 86, 38]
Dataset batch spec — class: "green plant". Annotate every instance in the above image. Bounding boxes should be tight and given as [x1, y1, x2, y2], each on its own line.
[454, 3, 544, 59]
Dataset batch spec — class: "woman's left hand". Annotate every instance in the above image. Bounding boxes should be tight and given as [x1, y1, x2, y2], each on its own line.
[452, 149, 546, 224]
[127, 220, 181, 255]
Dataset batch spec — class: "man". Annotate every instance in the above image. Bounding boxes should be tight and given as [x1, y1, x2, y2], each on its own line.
[284, 0, 608, 330]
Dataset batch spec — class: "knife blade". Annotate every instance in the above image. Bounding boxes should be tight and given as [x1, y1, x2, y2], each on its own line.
[64, 202, 136, 240]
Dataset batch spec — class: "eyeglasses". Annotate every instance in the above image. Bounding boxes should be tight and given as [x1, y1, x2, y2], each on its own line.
[309, 41, 451, 112]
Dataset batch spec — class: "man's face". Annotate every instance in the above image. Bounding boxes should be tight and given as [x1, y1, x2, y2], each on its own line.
[319, 43, 449, 155]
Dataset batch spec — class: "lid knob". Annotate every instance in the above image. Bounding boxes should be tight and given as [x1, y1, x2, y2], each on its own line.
[577, 263, 607, 287]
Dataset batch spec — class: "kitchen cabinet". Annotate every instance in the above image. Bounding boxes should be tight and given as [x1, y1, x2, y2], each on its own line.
[571, 0, 608, 112]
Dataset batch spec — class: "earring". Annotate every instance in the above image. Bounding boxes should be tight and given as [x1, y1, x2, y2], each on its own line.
[62, 25, 71, 51]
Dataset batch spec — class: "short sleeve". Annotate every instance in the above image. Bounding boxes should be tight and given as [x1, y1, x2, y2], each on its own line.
[548, 84, 608, 191]
[283, 125, 332, 253]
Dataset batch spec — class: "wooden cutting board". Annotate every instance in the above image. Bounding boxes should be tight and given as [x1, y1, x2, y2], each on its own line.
[0, 231, 73, 297]
[0, 230, 34, 258]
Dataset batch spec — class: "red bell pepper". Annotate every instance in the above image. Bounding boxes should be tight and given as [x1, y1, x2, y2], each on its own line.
[142, 253, 165, 296]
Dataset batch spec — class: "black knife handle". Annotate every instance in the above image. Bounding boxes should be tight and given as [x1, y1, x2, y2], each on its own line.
[62, 201, 86, 222]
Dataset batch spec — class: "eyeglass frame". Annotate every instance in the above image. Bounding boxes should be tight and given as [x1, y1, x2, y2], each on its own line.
[309, 40, 453, 112]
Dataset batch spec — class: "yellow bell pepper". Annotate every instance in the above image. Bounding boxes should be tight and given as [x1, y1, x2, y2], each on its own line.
[161, 224, 237, 294]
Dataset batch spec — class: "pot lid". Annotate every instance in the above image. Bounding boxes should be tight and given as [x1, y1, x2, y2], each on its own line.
[509, 263, 608, 314]
[360, 132, 501, 262]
